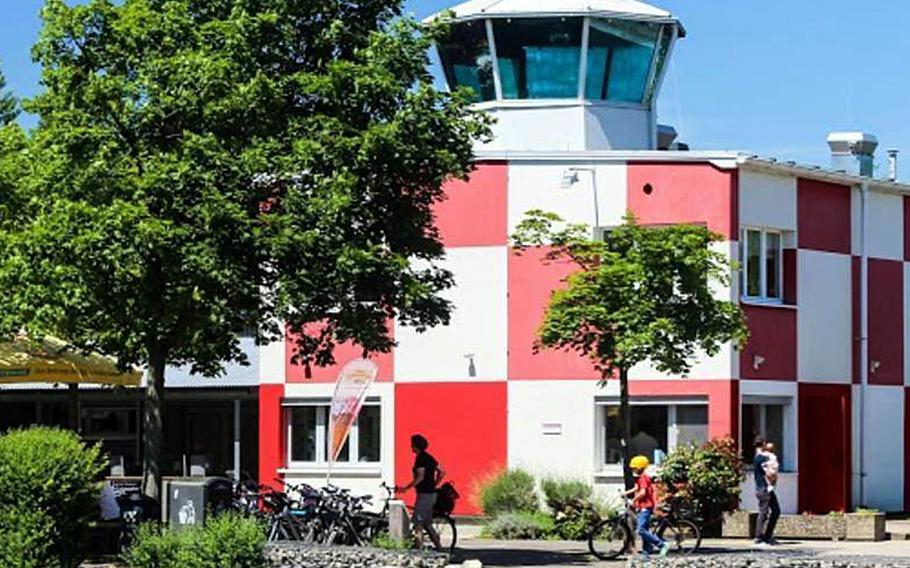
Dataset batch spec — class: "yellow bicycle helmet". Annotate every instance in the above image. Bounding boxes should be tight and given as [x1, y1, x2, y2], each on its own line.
[629, 455, 650, 470]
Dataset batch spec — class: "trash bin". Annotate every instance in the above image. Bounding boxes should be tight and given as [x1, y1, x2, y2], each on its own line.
[166, 477, 235, 530]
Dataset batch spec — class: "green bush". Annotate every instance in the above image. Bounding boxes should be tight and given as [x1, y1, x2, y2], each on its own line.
[0, 426, 106, 567]
[541, 478, 602, 540]
[123, 513, 266, 568]
[482, 511, 555, 540]
[657, 437, 744, 535]
[478, 469, 539, 516]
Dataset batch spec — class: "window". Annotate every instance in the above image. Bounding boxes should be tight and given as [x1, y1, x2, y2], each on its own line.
[601, 402, 708, 468]
[585, 18, 660, 103]
[742, 403, 785, 470]
[81, 407, 138, 440]
[286, 403, 381, 466]
[741, 228, 782, 301]
[437, 19, 496, 102]
[492, 18, 583, 99]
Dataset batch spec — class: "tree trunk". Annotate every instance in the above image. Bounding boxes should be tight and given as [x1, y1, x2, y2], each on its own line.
[619, 366, 633, 490]
[142, 349, 166, 502]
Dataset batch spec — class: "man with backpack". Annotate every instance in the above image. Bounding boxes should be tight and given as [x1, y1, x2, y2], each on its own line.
[396, 434, 445, 552]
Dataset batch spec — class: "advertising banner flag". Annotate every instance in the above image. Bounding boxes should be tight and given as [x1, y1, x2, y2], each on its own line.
[328, 358, 379, 466]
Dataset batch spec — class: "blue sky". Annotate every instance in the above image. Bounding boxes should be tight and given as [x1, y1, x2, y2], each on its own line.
[3, 1, 909, 178]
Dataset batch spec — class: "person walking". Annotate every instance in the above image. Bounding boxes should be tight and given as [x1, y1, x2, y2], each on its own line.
[753, 437, 781, 546]
[625, 455, 669, 559]
[396, 434, 445, 552]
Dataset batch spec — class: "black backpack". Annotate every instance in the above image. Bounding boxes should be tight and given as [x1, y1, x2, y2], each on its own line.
[434, 482, 459, 516]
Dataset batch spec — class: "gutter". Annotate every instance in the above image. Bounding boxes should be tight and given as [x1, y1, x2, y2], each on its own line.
[858, 179, 869, 507]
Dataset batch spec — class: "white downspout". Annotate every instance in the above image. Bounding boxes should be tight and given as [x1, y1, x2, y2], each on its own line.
[858, 180, 869, 507]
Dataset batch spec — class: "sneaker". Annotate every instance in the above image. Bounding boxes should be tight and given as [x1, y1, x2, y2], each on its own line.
[658, 543, 670, 557]
[766, 538, 779, 546]
[753, 539, 765, 545]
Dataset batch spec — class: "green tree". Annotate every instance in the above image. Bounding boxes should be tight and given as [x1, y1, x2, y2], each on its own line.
[512, 211, 747, 488]
[0, 0, 489, 500]
[0, 68, 16, 125]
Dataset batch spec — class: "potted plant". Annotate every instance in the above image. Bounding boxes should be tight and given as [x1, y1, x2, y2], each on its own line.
[846, 508, 886, 541]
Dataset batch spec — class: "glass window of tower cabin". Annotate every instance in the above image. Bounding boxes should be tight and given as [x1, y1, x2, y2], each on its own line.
[586, 19, 660, 103]
[438, 19, 497, 102]
[492, 17, 583, 99]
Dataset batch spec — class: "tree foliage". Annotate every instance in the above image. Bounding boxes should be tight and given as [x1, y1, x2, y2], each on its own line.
[0, 0, 489, 498]
[0, 68, 16, 126]
[512, 211, 747, 378]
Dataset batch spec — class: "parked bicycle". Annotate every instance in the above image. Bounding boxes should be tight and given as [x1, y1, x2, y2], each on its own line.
[376, 481, 457, 552]
[588, 495, 701, 560]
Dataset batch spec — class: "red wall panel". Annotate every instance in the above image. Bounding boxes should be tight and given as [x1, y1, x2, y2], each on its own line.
[286, 325, 394, 383]
[626, 163, 737, 240]
[797, 179, 851, 254]
[867, 258, 904, 385]
[783, 249, 798, 305]
[904, 197, 910, 261]
[798, 383, 851, 513]
[906, 388, 910, 512]
[508, 247, 599, 380]
[432, 161, 508, 248]
[629, 380, 738, 442]
[258, 384, 285, 490]
[739, 305, 797, 381]
[394, 382, 507, 515]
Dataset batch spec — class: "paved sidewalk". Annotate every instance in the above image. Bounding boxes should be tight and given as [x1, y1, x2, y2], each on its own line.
[452, 537, 910, 567]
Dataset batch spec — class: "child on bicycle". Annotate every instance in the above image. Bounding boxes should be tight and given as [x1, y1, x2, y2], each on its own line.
[625, 455, 669, 558]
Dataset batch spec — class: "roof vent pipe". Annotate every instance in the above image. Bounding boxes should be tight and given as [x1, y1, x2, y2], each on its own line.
[827, 132, 878, 177]
[888, 149, 899, 182]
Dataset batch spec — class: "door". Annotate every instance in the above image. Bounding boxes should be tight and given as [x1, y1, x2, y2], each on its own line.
[798, 384, 851, 513]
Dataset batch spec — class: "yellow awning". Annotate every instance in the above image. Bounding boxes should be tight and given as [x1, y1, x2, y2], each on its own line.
[0, 336, 141, 387]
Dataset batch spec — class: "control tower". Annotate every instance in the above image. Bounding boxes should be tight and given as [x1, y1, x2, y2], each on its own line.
[429, 0, 685, 151]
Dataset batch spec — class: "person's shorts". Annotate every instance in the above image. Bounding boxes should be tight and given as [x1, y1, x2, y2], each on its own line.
[413, 492, 437, 524]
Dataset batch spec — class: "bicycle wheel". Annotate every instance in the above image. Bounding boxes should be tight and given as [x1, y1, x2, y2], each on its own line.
[432, 515, 457, 552]
[588, 517, 632, 560]
[657, 519, 701, 554]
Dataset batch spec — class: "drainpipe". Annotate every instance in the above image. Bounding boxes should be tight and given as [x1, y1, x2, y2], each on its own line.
[858, 179, 869, 507]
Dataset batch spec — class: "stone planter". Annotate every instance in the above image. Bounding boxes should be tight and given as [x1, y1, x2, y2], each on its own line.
[846, 512, 886, 541]
[722, 511, 756, 538]
[775, 514, 846, 540]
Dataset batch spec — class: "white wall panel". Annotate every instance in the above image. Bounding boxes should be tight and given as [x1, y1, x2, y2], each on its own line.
[739, 171, 797, 232]
[905, 264, 910, 387]
[507, 381, 600, 480]
[395, 247, 507, 381]
[507, 162, 627, 235]
[866, 191, 904, 261]
[862, 386, 904, 511]
[480, 106, 586, 152]
[740, 473, 799, 515]
[260, 332, 286, 385]
[797, 251, 852, 383]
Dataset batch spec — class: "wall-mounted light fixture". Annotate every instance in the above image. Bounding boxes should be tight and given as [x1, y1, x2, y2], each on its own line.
[870, 360, 881, 374]
[464, 353, 476, 377]
[560, 167, 600, 228]
[752, 354, 765, 371]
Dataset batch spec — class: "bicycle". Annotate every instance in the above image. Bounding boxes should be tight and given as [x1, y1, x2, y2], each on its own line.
[377, 482, 457, 552]
[587, 495, 701, 560]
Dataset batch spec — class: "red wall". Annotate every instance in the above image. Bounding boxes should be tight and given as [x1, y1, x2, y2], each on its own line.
[867, 259, 904, 385]
[797, 179, 851, 254]
[740, 305, 797, 381]
[906, 388, 910, 512]
[394, 382, 507, 515]
[798, 383, 851, 513]
[432, 161, 508, 248]
[629, 380, 738, 441]
[286, 327, 393, 383]
[627, 163, 737, 240]
[904, 197, 910, 261]
[259, 384, 285, 490]
[508, 247, 599, 380]
[783, 249, 798, 305]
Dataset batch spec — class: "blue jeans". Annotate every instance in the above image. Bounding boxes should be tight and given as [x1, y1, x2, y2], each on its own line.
[636, 508, 665, 554]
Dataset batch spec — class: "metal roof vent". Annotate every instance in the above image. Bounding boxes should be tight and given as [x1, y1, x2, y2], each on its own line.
[827, 132, 878, 177]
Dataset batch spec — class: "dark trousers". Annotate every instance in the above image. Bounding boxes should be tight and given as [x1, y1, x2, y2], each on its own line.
[756, 489, 781, 541]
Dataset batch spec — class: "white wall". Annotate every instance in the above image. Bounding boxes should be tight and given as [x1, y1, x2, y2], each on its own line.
[739, 171, 797, 232]
[861, 385, 905, 511]
[395, 247, 508, 381]
[259, 331, 286, 385]
[507, 381, 600, 481]
[740, 473, 799, 515]
[906, 264, 910, 386]
[865, 191, 904, 261]
[583, 105, 652, 151]
[797, 250, 852, 383]
[507, 161, 627, 234]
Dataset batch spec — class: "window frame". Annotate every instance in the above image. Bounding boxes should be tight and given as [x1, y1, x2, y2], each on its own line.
[595, 398, 709, 474]
[284, 400, 382, 469]
[740, 396, 794, 473]
[741, 227, 783, 303]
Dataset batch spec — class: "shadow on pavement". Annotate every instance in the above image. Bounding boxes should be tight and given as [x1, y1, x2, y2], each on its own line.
[451, 547, 596, 566]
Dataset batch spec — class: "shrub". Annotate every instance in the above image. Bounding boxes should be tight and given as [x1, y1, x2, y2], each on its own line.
[0, 507, 54, 568]
[482, 511, 555, 540]
[478, 469, 539, 516]
[0, 426, 106, 567]
[541, 478, 602, 540]
[657, 437, 744, 535]
[122, 513, 266, 568]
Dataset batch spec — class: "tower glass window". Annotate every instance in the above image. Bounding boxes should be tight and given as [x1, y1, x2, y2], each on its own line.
[586, 19, 660, 103]
[437, 19, 496, 102]
[492, 18, 583, 99]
